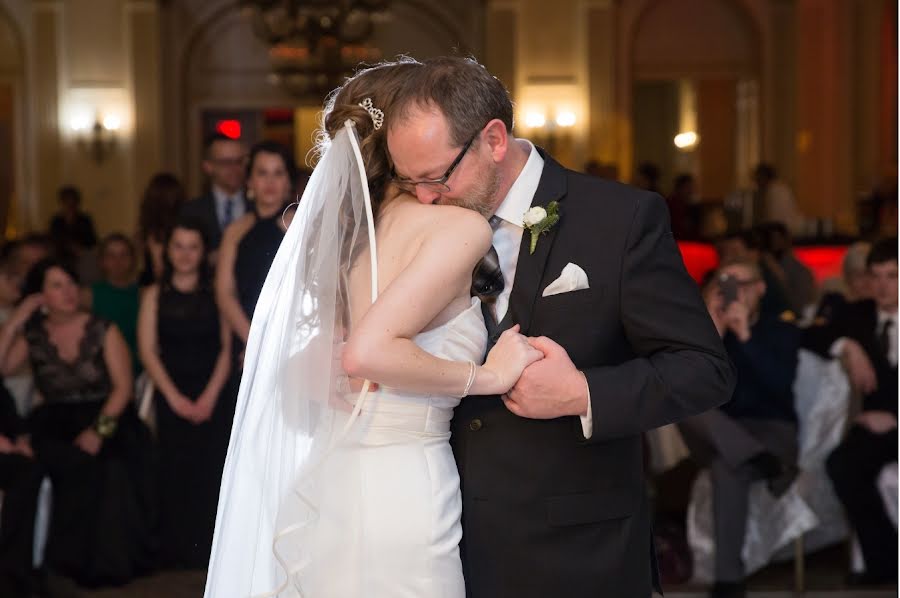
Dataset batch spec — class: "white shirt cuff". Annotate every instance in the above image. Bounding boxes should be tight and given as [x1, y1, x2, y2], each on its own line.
[579, 372, 593, 439]
[830, 337, 848, 358]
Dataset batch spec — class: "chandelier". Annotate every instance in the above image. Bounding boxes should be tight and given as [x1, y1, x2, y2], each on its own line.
[241, 0, 390, 97]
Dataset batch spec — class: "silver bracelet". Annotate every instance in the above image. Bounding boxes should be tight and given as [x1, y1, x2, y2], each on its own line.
[461, 360, 477, 397]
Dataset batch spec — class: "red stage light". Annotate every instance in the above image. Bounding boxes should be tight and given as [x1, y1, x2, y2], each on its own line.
[216, 120, 241, 140]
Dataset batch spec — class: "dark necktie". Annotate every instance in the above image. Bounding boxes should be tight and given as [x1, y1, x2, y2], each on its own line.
[471, 216, 504, 301]
[879, 318, 893, 361]
[222, 197, 234, 228]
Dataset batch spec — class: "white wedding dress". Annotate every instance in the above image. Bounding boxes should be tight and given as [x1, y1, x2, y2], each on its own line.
[204, 118, 488, 598]
[301, 297, 485, 598]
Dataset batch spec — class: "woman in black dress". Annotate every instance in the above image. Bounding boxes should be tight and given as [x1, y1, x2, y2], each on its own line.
[215, 141, 296, 350]
[137, 219, 231, 569]
[0, 259, 155, 587]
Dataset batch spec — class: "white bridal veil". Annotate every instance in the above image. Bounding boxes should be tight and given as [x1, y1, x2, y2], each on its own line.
[205, 120, 378, 597]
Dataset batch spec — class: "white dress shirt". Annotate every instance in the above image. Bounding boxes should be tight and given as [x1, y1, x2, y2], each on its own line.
[212, 186, 246, 229]
[490, 140, 594, 438]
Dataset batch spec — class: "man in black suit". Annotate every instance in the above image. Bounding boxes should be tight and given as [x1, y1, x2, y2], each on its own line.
[385, 56, 735, 598]
[179, 133, 249, 254]
[0, 380, 43, 596]
[805, 237, 898, 585]
[679, 261, 801, 598]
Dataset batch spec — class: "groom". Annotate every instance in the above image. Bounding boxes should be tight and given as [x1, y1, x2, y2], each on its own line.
[384, 56, 735, 598]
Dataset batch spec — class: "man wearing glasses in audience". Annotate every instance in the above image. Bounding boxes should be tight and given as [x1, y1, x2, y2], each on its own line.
[180, 133, 249, 260]
[679, 260, 802, 598]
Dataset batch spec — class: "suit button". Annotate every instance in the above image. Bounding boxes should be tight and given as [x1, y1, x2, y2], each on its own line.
[469, 419, 483, 431]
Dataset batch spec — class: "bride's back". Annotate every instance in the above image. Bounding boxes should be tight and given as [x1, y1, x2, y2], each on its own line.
[346, 194, 476, 337]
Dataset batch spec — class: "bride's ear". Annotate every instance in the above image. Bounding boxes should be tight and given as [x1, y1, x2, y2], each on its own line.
[482, 119, 509, 163]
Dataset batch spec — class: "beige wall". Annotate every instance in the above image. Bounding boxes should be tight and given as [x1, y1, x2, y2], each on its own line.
[1, 0, 162, 237]
[1, 0, 892, 236]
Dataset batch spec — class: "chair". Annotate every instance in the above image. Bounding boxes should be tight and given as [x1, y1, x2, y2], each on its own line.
[686, 349, 851, 584]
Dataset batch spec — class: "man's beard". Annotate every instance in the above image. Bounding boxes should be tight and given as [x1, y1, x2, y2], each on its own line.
[443, 163, 501, 218]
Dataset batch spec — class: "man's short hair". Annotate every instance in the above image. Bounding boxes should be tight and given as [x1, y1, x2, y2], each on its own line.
[866, 237, 898, 268]
[204, 133, 241, 159]
[389, 56, 514, 148]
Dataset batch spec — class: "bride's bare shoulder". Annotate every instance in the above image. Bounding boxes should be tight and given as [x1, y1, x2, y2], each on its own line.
[382, 197, 491, 245]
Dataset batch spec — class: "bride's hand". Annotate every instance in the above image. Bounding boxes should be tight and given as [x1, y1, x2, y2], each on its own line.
[482, 325, 544, 395]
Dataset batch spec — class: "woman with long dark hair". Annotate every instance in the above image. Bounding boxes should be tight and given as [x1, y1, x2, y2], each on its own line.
[138, 173, 187, 287]
[137, 218, 231, 568]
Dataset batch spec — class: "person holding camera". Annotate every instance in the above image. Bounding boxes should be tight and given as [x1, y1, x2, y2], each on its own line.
[679, 259, 802, 598]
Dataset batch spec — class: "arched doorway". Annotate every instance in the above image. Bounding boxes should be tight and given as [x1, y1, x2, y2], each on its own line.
[164, 0, 484, 195]
[627, 0, 761, 235]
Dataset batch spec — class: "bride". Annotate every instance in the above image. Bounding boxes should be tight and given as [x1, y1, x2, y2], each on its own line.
[204, 63, 542, 597]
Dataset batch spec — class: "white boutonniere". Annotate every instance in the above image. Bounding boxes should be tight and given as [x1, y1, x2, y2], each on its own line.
[522, 201, 560, 254]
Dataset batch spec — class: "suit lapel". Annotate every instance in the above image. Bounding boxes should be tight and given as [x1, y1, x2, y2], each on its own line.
[502, 148, 568, 336]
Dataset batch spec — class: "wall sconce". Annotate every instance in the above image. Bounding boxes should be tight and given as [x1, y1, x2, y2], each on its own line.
[70, 112, 120, 164]
[523, 109, 578, 153]
[674, 131, 699, 151]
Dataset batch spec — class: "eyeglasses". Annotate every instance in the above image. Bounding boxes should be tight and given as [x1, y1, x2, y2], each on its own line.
[392, 133, 477, 194]
[209, 156, 247, 168]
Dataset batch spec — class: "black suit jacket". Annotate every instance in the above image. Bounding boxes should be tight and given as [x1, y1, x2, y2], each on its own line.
[451, 151, 734, 598]
[179, 192, 250, 251]
[803, 299, 897, 414]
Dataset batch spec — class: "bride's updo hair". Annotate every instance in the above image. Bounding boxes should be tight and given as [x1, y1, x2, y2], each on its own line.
[319, 58, 421, 212]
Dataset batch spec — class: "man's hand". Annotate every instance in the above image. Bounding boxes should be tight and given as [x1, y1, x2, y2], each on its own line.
[842, 339, 878, 395]
[856, 410, 897, 435]
[502, 336, 588, 419]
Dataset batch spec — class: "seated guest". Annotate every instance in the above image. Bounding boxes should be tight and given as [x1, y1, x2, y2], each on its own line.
[138, 219, 231, 569]
[805, 237, 898, 585]
[0, 378, 42, 597]
[757, 221, 817, 317]
[82, 234, 141, 374]
[0, 259, 155, 587]
[48, 186, 101, 286]
[715, 229, 791, 318]
[816, 241, 873, 324]
[48, 185, 98, 253]
[680, 260, 801, 598]
[0, 244, 34, 416]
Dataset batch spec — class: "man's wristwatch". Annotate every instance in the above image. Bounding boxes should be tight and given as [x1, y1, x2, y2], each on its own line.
[93, 414, 118, 439]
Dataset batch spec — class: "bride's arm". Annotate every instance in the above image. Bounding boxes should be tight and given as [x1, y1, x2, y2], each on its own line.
[343, 207, 542, 397]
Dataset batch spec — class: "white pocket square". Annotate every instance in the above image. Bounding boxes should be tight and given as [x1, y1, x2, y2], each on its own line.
[542, 262, 590, 297]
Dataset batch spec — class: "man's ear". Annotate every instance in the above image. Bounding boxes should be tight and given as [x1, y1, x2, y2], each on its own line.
[482, 119, 509, 163]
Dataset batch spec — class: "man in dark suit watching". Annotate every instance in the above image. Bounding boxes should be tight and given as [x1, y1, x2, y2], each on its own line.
[384, 56, 735, 598]
[805, 237, 898, 586]
[179, 133, 248, 256]
[679, 261, 801, 598]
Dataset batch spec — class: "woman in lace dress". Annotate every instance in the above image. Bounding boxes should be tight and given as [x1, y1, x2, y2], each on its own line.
[0, 258, 155, 587]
